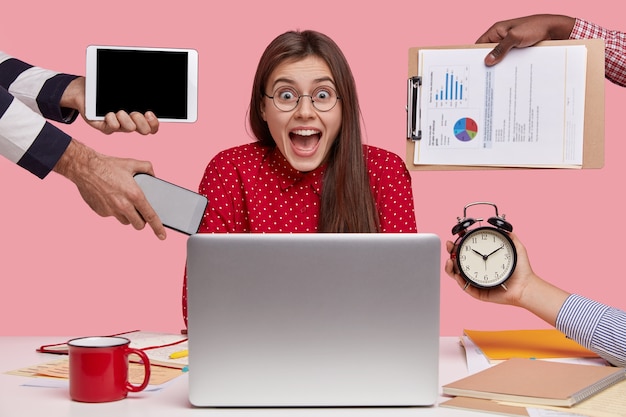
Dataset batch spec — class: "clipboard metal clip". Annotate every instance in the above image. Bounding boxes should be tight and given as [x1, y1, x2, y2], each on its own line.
[406, 76, 422, 141]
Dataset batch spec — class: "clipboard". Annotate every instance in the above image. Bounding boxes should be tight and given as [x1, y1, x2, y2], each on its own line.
[406, 39, 605, 170]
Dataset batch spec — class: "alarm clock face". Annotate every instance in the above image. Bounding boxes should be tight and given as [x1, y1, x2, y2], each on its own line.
[456, 226, 517, 288]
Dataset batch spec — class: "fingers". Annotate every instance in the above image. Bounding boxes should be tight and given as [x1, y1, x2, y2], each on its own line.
[73, 149, 166, 240]
[484, 38, 518, 66]
[115, 185, 163, 241]
[445, 257, 472, 292]
[134, 196, 167, 240]
[101, 111, 160, 134]
[111, 171, 167, 240]
[108, 111, 136, 132]
[476, 24, 505, 45]
[444, 257, 457, 278]
[135, 160, 156, 177]
[101, 112, 123, 134]
[128, 162, 165, 239]
[120, 205, 146, 229]
[476, 15, 545, 67]
[444, 241, 464, 287]
[130, 111, 159, 135]
[444, 240, 475, 293]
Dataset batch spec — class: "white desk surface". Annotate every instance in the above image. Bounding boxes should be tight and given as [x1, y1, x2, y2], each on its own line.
[0, 336, 490, 416]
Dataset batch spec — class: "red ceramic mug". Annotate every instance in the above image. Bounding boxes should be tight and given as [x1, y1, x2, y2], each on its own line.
[68, 336, 151, 402]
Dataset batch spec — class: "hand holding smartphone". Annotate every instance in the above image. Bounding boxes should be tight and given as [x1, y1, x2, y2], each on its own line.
[134, 174, 207, 235]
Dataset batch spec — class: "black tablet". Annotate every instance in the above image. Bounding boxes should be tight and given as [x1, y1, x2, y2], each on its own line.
[86, 45, 198, 122]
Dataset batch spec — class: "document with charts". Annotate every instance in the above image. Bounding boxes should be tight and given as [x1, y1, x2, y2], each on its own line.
[412, 45, 587, 168]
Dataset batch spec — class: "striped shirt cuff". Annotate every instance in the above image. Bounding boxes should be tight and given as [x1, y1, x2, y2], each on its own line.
[1, 90, 71, 178]
[556, 294, 608, 349]
[17, 122, 72, 179]
[556, 294, 626, 367]
[38, 73, 80, 123]
[0, 54, 79, 123]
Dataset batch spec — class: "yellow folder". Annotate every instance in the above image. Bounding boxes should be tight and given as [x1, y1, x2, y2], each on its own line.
[464, 328, 599, 360]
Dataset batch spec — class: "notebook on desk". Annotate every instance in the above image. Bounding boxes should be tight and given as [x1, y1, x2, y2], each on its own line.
[186, 233, 441, 407]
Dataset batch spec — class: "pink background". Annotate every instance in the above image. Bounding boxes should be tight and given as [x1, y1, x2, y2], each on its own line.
[1, 1, 624, 337]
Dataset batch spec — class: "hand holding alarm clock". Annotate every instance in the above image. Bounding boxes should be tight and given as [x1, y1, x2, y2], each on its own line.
[451, 202, 517, 290]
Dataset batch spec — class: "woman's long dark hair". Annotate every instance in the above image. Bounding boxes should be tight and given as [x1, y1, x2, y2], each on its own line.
[248, 30, 380, 233]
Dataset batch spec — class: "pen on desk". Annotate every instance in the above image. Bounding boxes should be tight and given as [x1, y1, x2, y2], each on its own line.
[169, 349, 188, 359]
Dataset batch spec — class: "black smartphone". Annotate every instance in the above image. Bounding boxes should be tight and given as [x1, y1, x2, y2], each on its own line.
[134, 174, 207, 235]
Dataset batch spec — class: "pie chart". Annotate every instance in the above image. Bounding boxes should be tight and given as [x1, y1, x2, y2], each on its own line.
[454, 117, 478, 142]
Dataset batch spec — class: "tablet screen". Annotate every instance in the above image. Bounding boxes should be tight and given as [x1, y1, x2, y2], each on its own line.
[86, 45, 198, 122]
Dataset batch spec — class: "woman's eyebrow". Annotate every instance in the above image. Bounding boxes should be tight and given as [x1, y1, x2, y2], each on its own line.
[271, 77, 295, 87]
[313, 76, 335, 84]
[270, 76, 336, 90]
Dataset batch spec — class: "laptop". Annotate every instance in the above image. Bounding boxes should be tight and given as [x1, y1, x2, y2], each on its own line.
[186, 233, 441, 407]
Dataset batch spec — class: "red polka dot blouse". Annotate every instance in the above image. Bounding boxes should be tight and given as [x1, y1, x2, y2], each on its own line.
[182, 142, 417, 324]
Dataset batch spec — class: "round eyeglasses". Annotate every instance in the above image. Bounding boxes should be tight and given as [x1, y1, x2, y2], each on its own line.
[264, 85, 340, 112]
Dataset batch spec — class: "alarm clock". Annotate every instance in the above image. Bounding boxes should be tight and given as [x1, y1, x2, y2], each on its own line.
[451, 202, 517, 289]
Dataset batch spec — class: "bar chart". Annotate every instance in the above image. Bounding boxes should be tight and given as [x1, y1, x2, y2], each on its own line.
[429, 65, 469, 108]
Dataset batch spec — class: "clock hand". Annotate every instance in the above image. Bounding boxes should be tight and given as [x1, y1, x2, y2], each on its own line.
[485, 245, 504, 259]
[472, 249, 487, 260]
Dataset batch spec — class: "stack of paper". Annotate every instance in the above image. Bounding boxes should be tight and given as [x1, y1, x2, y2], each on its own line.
[441, 358, 626, 417]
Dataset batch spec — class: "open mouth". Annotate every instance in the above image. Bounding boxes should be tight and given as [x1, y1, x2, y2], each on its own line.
[289, 129, 321, 156]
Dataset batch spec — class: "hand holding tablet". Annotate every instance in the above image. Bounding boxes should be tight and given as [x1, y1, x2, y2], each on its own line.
[85, 45, 198, 122]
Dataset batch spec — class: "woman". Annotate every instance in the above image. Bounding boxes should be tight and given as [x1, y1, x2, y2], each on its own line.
[182, 30, 417, 325]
